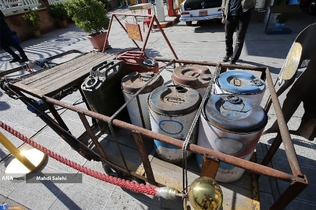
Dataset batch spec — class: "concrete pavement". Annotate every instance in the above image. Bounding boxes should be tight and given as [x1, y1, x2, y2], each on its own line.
[0, 5, 315, 210]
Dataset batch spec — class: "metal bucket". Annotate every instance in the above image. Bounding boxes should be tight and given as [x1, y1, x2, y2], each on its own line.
[214, 70, 266, 104]
[81, 60, 129, 134]
[171, 65, 212, 97]
[121, 72, 164, 129]
[197, 94, 268, 182]
[148, 85, 201, 163]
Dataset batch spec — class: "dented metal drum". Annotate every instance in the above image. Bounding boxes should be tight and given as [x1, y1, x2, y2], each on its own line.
[215, 70, 266, 104]
[121, 72, 164, 129]
[148, 85, 201, 163]
[197, 94, 268, 182]
[172, 65, 212, 97]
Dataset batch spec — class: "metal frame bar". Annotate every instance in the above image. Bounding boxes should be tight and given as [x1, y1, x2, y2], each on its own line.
[104, 13, 179, 60]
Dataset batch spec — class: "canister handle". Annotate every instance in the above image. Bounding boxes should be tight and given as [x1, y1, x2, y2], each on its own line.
[221, 95, 250, 113]
[139, 72, 155, 82]
[90, 61, 119, 78]
[143, 58, 156, 67]
[251, 78, 264, 86]
[222, 94, 243, 104]
[232, 78, 242, 86]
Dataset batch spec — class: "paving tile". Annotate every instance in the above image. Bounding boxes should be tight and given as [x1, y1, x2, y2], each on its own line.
[0, 194, 29, 210]
[49, 180, 112, 210]
[8, 168, 69, 210]
[259, 192, 275, 210]
[105, 189, 161, 210]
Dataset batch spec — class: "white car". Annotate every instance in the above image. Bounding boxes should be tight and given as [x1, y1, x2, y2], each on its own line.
[179, 0, 222, 26]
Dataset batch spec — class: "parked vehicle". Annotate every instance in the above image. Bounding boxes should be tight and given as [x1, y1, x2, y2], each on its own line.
[179, 0, 222, 26]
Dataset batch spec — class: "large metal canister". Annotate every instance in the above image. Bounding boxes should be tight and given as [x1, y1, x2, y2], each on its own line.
[215, 70, 266, 104]
[121, 72, 164, 129]
[81, 60, 129, 134]
[197, 94, 268, 183]
[148, 85, 201, 163]
[172, 65, 212, 97]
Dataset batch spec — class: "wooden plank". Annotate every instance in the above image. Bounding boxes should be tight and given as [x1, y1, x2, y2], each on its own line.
[36, 55, 115, 92]
[16, 53, 103, 87]
[11, 52, 116, 97]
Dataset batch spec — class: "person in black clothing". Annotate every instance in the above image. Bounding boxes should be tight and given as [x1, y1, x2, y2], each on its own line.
[221, 0, 255, 64]
[0, 10, 29, 63]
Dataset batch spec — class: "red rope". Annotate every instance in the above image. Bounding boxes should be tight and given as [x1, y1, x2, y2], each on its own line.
[0, 121, 157, 196]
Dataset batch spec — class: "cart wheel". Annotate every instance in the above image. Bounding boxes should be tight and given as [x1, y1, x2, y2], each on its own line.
[309, 0, 316, 15]
[186, 21, 192, 26]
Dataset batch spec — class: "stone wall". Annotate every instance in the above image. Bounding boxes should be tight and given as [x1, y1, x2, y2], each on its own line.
[4, 1, 120, 42]
[4, 8, 58, 42]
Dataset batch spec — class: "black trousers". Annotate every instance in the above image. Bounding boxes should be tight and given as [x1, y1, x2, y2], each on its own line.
[224, 10, 252, 62]
[0, 30, 27, 60]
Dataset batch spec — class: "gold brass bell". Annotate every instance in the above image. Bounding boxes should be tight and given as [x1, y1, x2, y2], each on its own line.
[188, 176, 223, 210]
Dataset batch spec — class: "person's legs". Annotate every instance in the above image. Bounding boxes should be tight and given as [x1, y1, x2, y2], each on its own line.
[0, 36, 21, 62]
[6, 31, 28, 60]
[1, 30, 28, 62]
[10, 39, 28, 60]
[223, 16, 237, 61]
[230, 11, 252, 63]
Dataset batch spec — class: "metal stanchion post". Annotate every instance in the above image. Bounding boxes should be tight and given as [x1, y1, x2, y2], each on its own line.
[0, 131, 47, 177]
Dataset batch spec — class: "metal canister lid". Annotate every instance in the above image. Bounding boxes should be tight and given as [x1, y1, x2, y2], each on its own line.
[82, 75, 105, 91]
[216, 70, 265, 94]
[172, 65, 212, 89]
[204, 94, 267, 132]
[148, 85, 201, 115]
[121, 72, 164, 94]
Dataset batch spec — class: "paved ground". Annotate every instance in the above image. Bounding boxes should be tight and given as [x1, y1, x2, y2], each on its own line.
[0, 5, 315, 210]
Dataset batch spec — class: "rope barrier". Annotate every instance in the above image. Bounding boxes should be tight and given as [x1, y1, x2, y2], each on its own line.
[0, 121, 158, 196]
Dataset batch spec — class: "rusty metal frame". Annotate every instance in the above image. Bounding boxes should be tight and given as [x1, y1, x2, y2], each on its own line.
[2, 57, 308, 209]
[2, 53, 308, 209]
[0, 13, 308, 208]
[12, 58, 303, 209]
[104, 13, 178, 60]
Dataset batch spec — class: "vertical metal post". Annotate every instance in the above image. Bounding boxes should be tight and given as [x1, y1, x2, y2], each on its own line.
[200, 154, 220, 179]
[265, 68, 303, 177]
[0, 132, 36, 171]
[43, 98, 69, 132]
[261, 133, 282, 166]
[132, 131, 157, 185]
[78, 113, 109, 161]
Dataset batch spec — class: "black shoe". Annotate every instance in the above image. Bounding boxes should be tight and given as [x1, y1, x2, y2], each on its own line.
[230, 60, 236, 64]
[9, 58, 21, 63]
[19, 57, 29, 62]
[223, 55, 232, 62]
